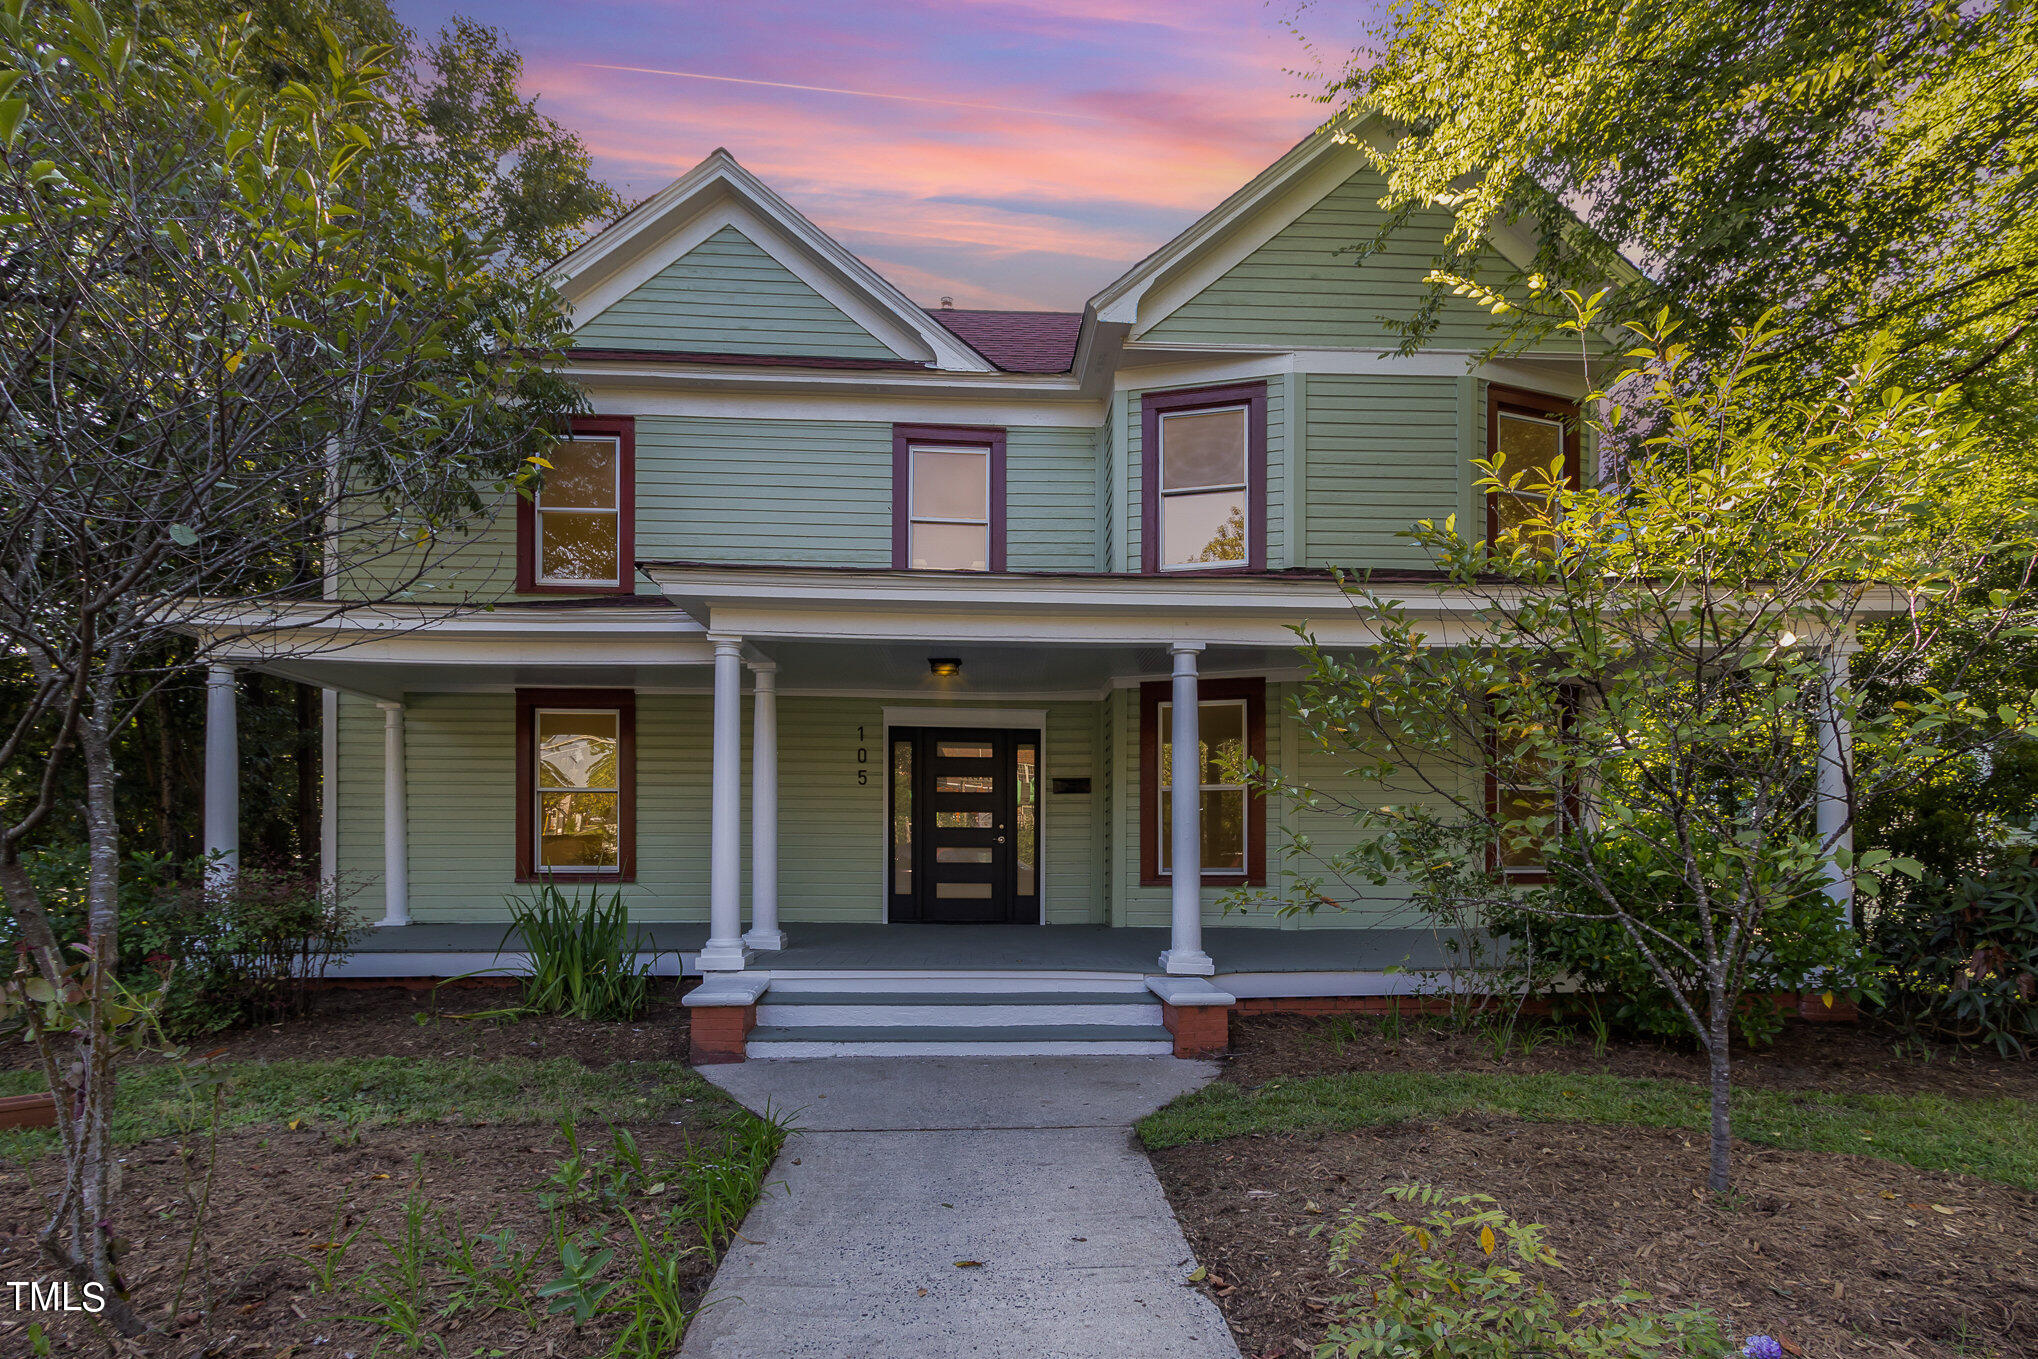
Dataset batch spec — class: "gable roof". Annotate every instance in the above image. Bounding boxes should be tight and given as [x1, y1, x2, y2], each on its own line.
[551, 150, 995, 374]
[927, 309, 1083, 374]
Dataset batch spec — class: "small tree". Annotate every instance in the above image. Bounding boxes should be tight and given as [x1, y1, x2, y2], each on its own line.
[0, 2, 581, 1325]
[1264, 296, 2038, 1192]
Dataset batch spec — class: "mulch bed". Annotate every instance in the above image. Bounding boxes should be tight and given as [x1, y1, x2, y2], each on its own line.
[1154, 1118, 2038, 1359]
[0, 984, 713, 1356]
[1154, 1015, 2038, 1359]
[0, 980, 695, 1074]
[0, 1119, 730, 1356]
[1221, 1011, 2038, 1102]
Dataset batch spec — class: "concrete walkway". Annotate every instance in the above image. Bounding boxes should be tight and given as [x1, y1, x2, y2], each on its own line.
[680, 1057, 1243, 1359]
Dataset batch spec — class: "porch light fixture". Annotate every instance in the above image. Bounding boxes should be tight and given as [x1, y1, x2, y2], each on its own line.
[928, 657, 962, 678]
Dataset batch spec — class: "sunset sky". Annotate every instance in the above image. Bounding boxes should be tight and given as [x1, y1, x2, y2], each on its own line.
[392, 1, 1382, 310]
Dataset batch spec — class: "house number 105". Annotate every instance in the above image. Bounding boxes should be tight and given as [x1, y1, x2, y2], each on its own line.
[855, 726, 869, 784]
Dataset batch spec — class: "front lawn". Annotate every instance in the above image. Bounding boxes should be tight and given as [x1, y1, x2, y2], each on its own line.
[1139, 1068, 2038, 1189]
[1146, 1014, 2038, 1359]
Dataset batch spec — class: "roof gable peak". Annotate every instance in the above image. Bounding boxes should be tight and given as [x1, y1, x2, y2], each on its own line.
[553, 151, 995, 373]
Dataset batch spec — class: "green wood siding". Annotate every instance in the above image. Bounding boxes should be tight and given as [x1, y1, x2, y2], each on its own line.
[636, 416, 894, 566]
[1142, 167, 1573, 352]
[572, 226, 901, 359]
[1007, 428, 1099, 572]
[1302, 374, 1463, 570]
[336, 694, 1109, 926]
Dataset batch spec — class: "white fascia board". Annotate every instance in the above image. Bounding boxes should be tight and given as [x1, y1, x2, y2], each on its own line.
[645, 570, 1913, 650]
[554, 150, 994, 374]
[1113, 348, 1596, 399]
[564, 368, 1100, 425]
[181, 602, 706, 665]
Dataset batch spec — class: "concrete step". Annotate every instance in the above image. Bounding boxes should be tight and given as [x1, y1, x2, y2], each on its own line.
[744, 1022, 1177, 1059]
[761, 972, 1150, 996]
[756, 991, 1163, 1028]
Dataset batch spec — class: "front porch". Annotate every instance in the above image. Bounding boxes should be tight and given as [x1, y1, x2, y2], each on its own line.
[340, 920, 1463, 989]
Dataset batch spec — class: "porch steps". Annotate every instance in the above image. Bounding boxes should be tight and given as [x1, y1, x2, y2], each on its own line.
[745, 974, 1175, 1058]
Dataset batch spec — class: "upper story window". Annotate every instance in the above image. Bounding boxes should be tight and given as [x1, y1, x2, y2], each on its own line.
[893, 424, 1006, 572]
[1141, 382, 1267, 572]
[1487, 387, 1580, 545]
[518, 416, 635, 594]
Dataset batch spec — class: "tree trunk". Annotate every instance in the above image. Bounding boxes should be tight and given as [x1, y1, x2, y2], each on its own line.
[1707, 971, 1733, 1194]
[72, 720, 146, 1335]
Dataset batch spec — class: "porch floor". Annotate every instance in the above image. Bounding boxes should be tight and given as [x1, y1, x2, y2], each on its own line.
[346, 921, 1462, 978]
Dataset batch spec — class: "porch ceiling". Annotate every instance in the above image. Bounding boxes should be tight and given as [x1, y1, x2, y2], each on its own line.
[752, 638, 1303, 697]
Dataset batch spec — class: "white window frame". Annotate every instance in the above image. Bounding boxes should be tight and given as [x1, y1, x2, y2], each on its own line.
[534, 705, 622, 873]
[907, 441, 992, 573]
[1156, 697, 1249, 875]
[535, 434, 623, 588]
[1157, 403, 1251, 572]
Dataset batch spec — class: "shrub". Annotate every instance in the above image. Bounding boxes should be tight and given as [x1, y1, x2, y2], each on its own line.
[1865, 853, 2038, 1055]
[1488, 826, 1867, 1047]
[504, 882, 655, 1021]
[1315, 1183, 1728, 1358]
[15, 847, 357, 1038]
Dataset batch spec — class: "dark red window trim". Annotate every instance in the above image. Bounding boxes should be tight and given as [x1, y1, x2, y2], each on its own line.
[1140, 382, 1268, 575]
[891, 423, 1007, 572]
[515, 687, 637, 884]
[1483, 685, 1582, 884]
[1138, 676, 1267, 888]
[516, 416, 637, 595]
[1485, 386, 1581, 543]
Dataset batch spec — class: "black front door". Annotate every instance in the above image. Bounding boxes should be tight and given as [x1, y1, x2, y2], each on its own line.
[888, 727, 1040, 923]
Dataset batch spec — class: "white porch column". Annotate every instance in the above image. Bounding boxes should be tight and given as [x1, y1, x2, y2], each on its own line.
[1816, 649, 1856, 927]
[700, 634, 754, 972]
[377, 701, 410, 927]
[1160, 643, 1215, 976]
[202, 664, 239, 887]
[744, 661, 784, 950]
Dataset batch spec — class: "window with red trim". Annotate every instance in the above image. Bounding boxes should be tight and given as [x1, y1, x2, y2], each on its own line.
[1485, 687, 1579, 881]
[1486, 387, 1581, 545]
[1142, 383, 1267, 573]
[518, 417, 635, 593]
[1139, 677, 1267, 887]
[892, 424, 1006, 571]
[515, 688, 636, 882]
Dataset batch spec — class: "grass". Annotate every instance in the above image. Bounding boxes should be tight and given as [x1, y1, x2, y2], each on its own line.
[0, 1056, 723, 1164]
[1136, 1069, 2038, 1189]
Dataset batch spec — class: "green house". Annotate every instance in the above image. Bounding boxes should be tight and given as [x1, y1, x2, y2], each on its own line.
[190, 127, 1811, 1061]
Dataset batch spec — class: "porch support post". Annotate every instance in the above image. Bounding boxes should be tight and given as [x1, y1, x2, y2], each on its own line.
[744, 661, 784, 950]
[700, 633, 753, 972]
[1816, 648, 1855, 928]
[1160, 642, 1215, 976]
[202, 664, 239, 887]
[376, 701, 409, 927]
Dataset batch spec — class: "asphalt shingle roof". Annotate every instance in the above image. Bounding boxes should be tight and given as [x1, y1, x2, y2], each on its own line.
[927, 308, 1083, 374]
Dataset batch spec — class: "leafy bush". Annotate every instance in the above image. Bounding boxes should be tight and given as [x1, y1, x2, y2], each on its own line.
[504, 882, 655, 1021]
[1865, 853, 2038, 1055]
[15, 847, 357, 1037]
[1315, 1183, 1728, 1358]
[1489, 826, 1868, 1047]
